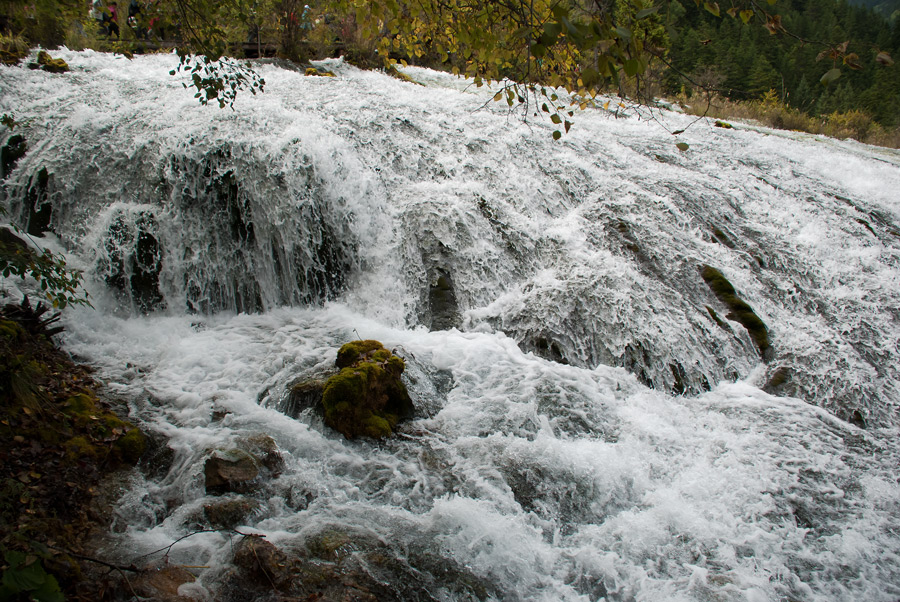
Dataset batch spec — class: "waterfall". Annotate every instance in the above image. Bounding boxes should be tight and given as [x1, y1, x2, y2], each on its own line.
[2, 50, 899, 601]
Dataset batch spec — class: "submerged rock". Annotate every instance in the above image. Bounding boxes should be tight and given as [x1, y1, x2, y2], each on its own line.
[427, 268, 461, 331]
[284, 376, 328, 418]
[238, 433, 285, 474]
[232, 536, 294, 589]
[203, 496, 260, 529]
[763, 366, 793, 396]
[132, 565, 198, 602]
[26, 167, 52, 236]
[1, 134, 26, 179]
[204, 449, 260, 494]
[322, 340, 414, 439]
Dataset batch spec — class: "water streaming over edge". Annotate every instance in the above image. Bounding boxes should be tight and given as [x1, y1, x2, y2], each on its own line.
[2, 50, 900, 600]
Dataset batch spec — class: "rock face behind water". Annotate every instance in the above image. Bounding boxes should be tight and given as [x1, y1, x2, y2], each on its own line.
[322, 340, 414, 439]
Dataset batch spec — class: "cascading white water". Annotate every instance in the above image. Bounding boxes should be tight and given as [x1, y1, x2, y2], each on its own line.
[2, 50, 899, 601]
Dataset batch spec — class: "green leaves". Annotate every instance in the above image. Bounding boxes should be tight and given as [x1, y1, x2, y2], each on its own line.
[0, 551, 64, 602]
[820, 68, 842, 86]
[541, 21, 562, 47]
[739, 10, 754, 24]
[635, 5, 661, 19]
[624, 59, 642, 77]
[173, 53, 265, 110]
[703, 2, 721, 17]
[0, 226, 90, 309]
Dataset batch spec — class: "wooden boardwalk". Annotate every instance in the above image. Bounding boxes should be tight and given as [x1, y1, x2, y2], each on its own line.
[131, 40, 278, 58]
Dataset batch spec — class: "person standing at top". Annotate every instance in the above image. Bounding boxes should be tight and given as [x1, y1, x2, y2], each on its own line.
[127, 0, 144, 38]
[107, 1, 120, 38]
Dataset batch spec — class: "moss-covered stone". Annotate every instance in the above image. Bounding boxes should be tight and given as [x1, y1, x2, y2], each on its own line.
[335, 339, 386, 368]
[386, 66, 422, 85]
[305, 66, 335, 77]
[65, 435, 98, 460]
[322, 340, 414, 439]
[114, 428, 148, 463]
[34, 50, 69, 73]
[700, 265, 771, 360]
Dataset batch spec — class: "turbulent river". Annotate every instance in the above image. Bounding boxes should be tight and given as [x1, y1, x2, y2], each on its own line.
[2, 50, 900, 601]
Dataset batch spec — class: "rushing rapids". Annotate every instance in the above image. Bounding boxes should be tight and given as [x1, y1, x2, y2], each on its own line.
[2, 50, 900, 601]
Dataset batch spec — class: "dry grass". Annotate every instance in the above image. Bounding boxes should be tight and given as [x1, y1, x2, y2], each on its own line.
[0, 32, 30, 65]
[678, 89, 900, 149]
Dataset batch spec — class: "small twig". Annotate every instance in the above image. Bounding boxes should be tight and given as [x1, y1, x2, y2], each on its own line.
[134, 528, 251, 562]
[249, 537, 280, 593]
[112, 566, 141, 600]
[42, 543, 140, 573]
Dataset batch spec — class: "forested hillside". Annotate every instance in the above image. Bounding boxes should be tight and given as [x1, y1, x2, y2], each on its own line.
[847, 0, 900, 21]
[666, 0, 900, 126]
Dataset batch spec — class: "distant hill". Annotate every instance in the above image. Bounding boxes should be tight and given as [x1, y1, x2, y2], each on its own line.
[847, 0, 900, 20]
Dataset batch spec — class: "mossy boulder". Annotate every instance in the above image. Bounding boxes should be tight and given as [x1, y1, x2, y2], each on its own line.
[322, 340, 414, 439]
[335, 339, 386, 368]
[386, 66, 423, 85]
[31, 50, 69, 73]
[700, 265, 772, 361]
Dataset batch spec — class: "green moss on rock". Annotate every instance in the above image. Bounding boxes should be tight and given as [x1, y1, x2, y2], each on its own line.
[323, 340, 413, 439]
[701, 265, 771, 360]
[65, 435, 98, 460]
[335, 339, 386, 368]
[34, 50, 69, 73]
[114, 428, 147, 463]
